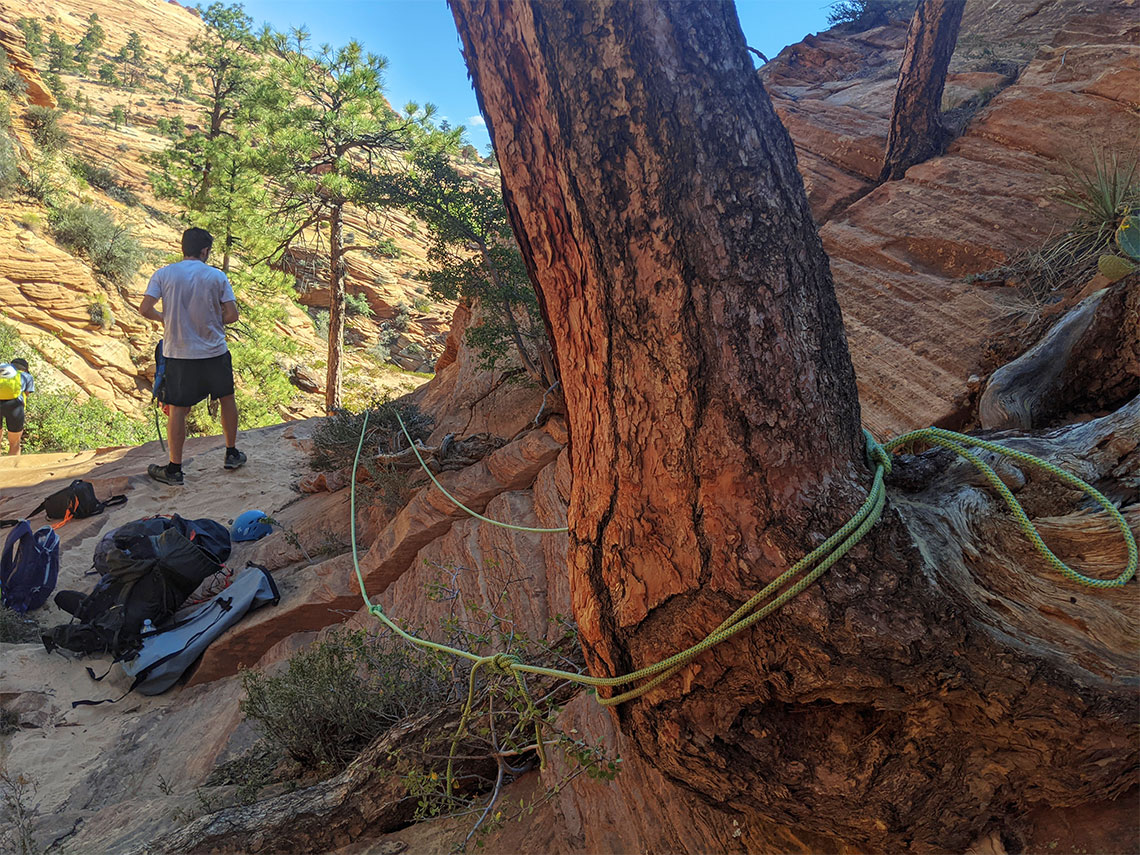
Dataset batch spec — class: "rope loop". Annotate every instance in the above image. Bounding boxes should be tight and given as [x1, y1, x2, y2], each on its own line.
[863, 428, 892, 475]
[348, 409, 1136, 721]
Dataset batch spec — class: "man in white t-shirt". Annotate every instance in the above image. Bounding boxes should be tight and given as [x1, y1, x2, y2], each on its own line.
[139, 227, 245, 486]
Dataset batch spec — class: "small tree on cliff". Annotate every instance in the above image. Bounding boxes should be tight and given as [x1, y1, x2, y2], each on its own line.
[15, 19, 43, 59]
[46, 32, 75, 74]
[254, 32, 433, 411]
[149, 3, 266, 271]
[363, 148, 554, 387]
[879, 0, 966, 181]
[451, 1, 1136, 851]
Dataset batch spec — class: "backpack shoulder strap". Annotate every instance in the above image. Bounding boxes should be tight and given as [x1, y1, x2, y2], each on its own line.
[101, 495, 128, 511]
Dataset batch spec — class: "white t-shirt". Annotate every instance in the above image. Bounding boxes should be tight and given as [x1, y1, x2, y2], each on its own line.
[144, 259, 236, 359]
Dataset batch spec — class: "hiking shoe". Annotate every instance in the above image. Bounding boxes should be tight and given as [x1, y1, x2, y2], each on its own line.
[148, 463, 184, 486]
[224, 449, 247, 470]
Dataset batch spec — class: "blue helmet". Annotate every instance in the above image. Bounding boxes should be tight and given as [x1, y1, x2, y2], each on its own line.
[232, 510, 273, 542]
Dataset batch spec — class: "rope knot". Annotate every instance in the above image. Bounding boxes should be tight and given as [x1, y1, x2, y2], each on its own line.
[485, 653, 521, 676]
[863, 428, 892, 475]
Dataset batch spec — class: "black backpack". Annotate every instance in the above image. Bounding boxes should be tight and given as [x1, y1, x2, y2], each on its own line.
[42, 517, 229, 659]
[0, 480, 127, 529]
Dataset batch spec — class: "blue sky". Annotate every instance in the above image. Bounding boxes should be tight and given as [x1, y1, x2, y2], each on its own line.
[238, 1, 834, 153]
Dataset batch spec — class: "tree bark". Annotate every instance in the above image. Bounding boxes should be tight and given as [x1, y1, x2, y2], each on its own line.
[451, 1, 1138, 850]
[326, 203, 346, 411]
[879, 0, 966, 182]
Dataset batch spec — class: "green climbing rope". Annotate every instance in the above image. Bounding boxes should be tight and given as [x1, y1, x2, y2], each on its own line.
[394, 414, 568, 534]
[353, 411, 1136, 784]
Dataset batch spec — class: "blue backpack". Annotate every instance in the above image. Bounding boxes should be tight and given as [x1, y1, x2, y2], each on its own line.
[1, 521, 60, 613]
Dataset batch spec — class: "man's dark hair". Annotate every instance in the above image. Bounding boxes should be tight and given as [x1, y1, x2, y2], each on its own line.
[11, 358, 29, 372]
[182, 227, 213, 258]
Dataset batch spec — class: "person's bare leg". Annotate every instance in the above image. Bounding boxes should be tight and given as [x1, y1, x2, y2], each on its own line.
[167, 406, 190, 465]
[7, 430, 21, 456]
[219, 395, 238, 448]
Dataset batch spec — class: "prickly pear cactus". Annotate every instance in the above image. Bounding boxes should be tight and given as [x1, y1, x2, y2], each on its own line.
[1098, 252, 1136, 282]
[1115, 212, 1139, 261]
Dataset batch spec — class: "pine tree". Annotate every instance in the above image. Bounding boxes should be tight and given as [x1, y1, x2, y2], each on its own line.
[365, 148, 553, 386]
[46, 32, 75, 73]
[253, 32, 429, 410]
[15, 19, 43, 58]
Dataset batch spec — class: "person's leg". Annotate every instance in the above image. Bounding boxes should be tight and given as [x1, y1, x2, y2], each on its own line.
[166, 405, 190, 465]
[4, 400, 25, 455]
[219, 395, 238, 448]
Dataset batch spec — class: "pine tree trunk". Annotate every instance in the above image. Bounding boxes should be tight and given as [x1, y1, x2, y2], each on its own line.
[879, 0, 966, 182]
[451, 1, 1138, 850]
[325, 203, 345, 411]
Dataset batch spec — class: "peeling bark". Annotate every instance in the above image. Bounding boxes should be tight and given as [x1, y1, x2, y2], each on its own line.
[879, 0, 966, 182]
[450, 1, 1138, 850]
[325, 203, 346, 412]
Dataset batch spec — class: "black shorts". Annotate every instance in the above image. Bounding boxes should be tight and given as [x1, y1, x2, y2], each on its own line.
[162, 351, 235, 408]
[0, 398, 25, 432]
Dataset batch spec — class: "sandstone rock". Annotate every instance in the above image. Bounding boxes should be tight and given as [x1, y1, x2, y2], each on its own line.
[0, 13, 54, 107]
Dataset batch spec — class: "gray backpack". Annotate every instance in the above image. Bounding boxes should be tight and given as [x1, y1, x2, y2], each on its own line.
[74, 565, 278, 706]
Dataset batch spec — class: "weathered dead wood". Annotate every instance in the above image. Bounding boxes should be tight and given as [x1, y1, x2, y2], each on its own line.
[980, 279, 1140, 430]
[145, 708, 495, 855]
[375, 432, 506, 472]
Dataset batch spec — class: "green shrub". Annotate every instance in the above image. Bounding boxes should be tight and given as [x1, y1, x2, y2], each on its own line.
[0, 48, 27, 97]
[21, 389, 151, 453]
[24, 106, 67, 154]
[50, 204, 143, 283]
[240, 627, 449, 770]
[87, 296, 113, 330]
[310, 308, 329, 340]
[0, 135, 18, 197]
[344, 291, 373, 317]
[309, 398, 432, 474]
[70, 159, 139, 206]
[390, 302, 411, 331]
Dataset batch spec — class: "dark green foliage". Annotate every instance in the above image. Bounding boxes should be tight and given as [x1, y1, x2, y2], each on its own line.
[389, 302, 411, 330]
[0, 135, 18, 197]
[71, 159, 139, 206]
[25, 106, 67, 153]
[110, 105, 125, 129]
[15, 19, 43, 58]
[50, 204, 143, 283]
[363, 148, 552, 386]
[239, 627, 449, 769]
[46, 32, 74, 73]
[98, 62, 117, 85]
[827, 0, 917, 29]
[22, 390, 151, 453]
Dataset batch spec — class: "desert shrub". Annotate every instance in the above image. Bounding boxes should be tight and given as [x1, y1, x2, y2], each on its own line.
[22, 390, 151, 453]
[978, 150, 1138, 300]
[50, 204, 143, 283]
[0, 135, 18, 197]
[310, 308, 329, 340]
[240, 627, 450, 770]
[828, 0, 916, 29]
[390, 301, 412, 331]
[70, 159, 139, 206]
[24, 106, 67, 154]
[0, 48, 27, 97]
[344, 291, 373, 317]
[374, 236, 400, 258]
[0, 607, 40, 644]
[87, 296, 113, 329]
[309, 398, 431, 474]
